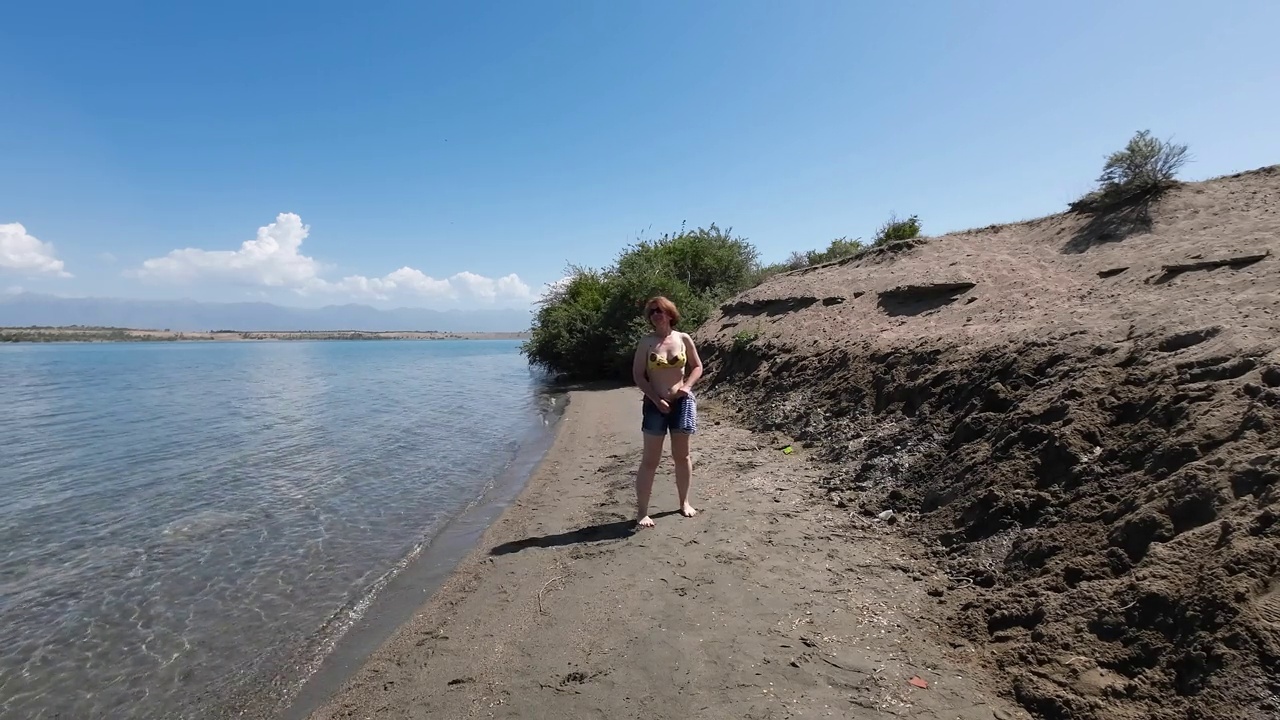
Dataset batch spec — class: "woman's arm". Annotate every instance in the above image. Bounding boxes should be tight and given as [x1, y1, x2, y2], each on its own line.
[680, 333, 704, 391]
[632, 339, 665, 404]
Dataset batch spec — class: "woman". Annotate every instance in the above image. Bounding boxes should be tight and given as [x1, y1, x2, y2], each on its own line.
[631, 296, 703, 529]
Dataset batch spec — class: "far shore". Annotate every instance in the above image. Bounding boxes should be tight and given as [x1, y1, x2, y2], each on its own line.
[0, 326, 529, 343]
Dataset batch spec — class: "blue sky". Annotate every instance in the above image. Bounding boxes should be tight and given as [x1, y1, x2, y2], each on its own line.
[2, 0, 1278, 309]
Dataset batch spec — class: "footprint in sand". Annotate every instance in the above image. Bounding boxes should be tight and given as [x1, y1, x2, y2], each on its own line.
[1253, 585, 1280, 627]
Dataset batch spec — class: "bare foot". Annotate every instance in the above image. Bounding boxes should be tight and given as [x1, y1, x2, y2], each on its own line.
[680, 503, 698, 518]
[637, 515, 655, 528]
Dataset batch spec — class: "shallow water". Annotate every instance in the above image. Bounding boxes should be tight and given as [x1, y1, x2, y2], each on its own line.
[0, 339, 552, 719]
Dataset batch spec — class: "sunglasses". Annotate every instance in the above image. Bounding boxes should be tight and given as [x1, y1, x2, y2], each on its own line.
[647, 307, 665, 316]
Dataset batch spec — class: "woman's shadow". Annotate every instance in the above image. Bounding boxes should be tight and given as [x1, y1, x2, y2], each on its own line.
[489, 511, 680, 556]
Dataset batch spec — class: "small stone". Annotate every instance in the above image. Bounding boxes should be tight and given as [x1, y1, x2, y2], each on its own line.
[1261, 366, 1280, 387]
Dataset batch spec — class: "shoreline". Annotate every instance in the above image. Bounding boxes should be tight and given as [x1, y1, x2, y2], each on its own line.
[274, 391, 569, 720]
[302, 388, 1023, 719]
[199, 388, 569, 720]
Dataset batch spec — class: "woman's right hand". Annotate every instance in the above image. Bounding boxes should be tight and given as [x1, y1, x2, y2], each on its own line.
[654, 398, 671, 414]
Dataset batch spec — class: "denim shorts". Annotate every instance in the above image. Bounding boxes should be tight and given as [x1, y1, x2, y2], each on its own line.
[642, 394, 697, 436]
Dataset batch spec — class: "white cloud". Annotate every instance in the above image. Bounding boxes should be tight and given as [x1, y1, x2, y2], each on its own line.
[4, 285, 24, 295]
[452, 271, 532, 302]
[136, 212, 321, 287]
[326, 267, 533, 304]
[0, 223, 72, 277]
[541, 275, 572, 296]
[135, 213, 535, 306]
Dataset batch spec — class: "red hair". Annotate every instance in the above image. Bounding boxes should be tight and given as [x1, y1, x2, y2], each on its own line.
[644, 296, 681, 326]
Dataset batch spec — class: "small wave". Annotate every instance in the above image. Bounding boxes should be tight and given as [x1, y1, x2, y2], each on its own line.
[277, 530, 433, 703]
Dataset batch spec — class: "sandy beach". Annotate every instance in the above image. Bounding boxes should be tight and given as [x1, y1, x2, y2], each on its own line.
[306, 387, 1022, 720]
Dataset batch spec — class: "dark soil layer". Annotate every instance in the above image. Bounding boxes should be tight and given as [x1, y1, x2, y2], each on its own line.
[695, 165, 1280, 719]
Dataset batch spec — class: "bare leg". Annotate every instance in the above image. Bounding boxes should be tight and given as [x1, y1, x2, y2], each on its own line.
[636, 432, 665, 528]
[671, 432, 697, 517]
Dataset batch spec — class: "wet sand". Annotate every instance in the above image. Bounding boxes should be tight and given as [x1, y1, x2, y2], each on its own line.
[307, 387, 1023, 719]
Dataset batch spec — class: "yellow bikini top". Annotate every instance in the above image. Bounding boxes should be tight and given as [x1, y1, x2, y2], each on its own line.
[648, 348, 687, 370]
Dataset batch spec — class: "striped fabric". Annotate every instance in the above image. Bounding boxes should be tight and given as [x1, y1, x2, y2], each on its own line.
[673, 394, 697, 433]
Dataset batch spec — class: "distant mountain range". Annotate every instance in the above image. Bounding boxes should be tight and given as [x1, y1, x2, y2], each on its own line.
[0, 293, 535, 333]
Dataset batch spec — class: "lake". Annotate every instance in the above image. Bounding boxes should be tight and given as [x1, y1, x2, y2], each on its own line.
[0, 339, 556, 719]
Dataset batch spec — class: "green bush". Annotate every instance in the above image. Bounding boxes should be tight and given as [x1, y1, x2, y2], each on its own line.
[785, 236, 866, 269]
[872, 213, 921, 247]
[522, 224, 763, 381]
[752, 260, 792, 283]
[732, 328, 760, 351]
[1074, 129, 1189, 210]
[785, 251, 810, 270]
